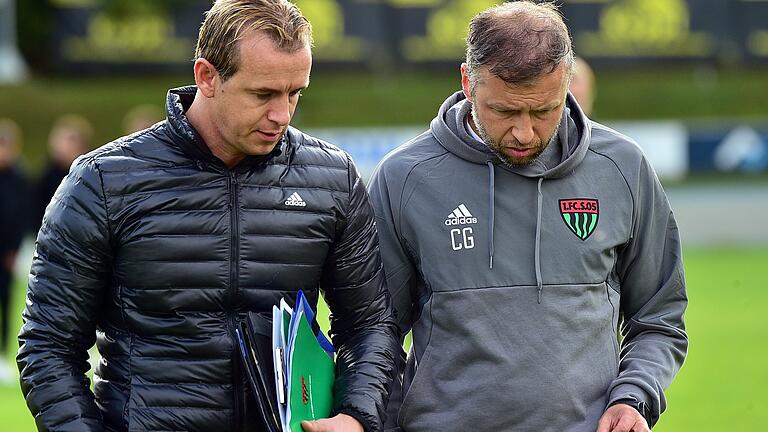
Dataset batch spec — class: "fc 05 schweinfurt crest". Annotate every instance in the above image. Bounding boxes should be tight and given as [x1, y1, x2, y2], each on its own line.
[559, 199, 599, 240]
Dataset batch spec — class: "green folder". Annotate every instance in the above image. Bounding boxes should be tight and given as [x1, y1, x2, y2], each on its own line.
[285, 309, 335, 431]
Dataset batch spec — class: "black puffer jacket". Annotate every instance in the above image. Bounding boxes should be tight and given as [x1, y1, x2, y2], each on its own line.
[18, 86, 399, 432]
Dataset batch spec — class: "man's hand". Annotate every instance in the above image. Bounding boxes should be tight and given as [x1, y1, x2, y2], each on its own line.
[301, 413, 364, 432]
[596, 403, 650, 432]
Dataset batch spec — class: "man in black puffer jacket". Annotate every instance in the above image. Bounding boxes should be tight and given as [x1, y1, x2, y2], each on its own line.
[17, 1, 399, 431]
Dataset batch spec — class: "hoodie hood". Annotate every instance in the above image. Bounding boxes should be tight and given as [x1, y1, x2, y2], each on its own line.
[430, 90, 591, 179]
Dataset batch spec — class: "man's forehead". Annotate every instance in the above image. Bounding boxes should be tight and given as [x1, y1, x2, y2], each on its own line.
[476, 64, 567, 88]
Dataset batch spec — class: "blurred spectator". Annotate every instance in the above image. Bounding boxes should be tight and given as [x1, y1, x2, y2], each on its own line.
[0, 118, 30, 382]
[123, 104, 164, 134]
[570, 55, 595, 117]
[33, 115, 93, 232]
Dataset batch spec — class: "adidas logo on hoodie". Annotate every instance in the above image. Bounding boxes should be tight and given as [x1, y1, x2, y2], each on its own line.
[444, 204, 477, 226]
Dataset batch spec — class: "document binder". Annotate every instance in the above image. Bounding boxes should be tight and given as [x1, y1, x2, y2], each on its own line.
[236, 290, 335, 432]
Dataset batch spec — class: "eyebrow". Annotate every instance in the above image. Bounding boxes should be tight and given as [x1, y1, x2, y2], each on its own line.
[535, 102, 562, 111]
[248, 85, 308, 94]
[490, 100, 561, 112]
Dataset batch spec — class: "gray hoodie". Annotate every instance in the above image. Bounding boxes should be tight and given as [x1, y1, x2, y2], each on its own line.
[368, 91, 688, 431]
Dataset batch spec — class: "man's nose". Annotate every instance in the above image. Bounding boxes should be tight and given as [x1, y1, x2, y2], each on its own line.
[512, 113, 535, 145]
[267, 96, 292, 126]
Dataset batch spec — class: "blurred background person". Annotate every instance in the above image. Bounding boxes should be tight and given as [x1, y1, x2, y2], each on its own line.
[122, 104, 163, 134]
[33, 114, 92, 232]
[570, 55, 595, 117]
[0, 118, 29, 383]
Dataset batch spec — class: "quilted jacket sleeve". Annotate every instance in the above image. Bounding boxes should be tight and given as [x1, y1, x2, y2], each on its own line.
[17, 157, 112, 432]
[320, 154, 400, 432]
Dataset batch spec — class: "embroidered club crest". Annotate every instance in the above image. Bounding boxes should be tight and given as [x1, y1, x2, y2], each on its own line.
[559, 199, 599, 240]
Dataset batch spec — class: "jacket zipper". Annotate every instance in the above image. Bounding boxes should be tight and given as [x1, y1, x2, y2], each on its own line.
[227, 171, 243, 431]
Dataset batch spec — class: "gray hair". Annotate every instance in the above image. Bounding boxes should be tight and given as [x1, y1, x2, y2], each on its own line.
[465, 1, 574, 90]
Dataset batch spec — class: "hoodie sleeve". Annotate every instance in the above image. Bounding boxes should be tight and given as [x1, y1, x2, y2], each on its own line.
[607, 156, 688, 426]
[320, 154, 400, 432]
[17, 157, 111, 431]
[367, 158, 419, 428]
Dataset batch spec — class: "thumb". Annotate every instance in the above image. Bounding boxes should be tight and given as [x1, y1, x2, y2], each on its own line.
[301, 419, 326, 432]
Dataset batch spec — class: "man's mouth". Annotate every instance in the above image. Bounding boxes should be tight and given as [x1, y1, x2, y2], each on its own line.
[256, 130, 281, 141]
[505, 147, 535, 157]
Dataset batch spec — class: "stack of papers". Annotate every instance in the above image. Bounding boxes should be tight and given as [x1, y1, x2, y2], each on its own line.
[236, 290, 335, 432]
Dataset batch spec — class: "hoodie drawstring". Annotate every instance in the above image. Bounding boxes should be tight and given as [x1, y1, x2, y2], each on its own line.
[487, 162, 544, 302]
[487, 162, 495, 269]
[535, 178, 544, 303]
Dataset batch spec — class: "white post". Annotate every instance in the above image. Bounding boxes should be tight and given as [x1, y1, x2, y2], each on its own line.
[0, 0, 29, 83]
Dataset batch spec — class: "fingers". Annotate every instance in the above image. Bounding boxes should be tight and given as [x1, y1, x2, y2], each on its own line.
[596, 406, 650, 432]
[596, 413, 613, 432]
[608, 416, 651, 432]
[612, 415, 636, 432]
[300, 418, 345, 432]
[301, 414, 363, 432]
[633, 418, 651, 432]
[301, 419, 324, 431]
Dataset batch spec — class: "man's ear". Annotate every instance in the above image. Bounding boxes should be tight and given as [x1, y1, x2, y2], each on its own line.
[460, 63, 473, 103]
[194, 58, 219, 98]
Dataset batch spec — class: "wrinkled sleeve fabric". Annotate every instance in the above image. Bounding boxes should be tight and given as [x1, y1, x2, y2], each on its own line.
[320, 154, 400, 432]
[608, 157, 688, 427]
[366, 158, 418, 430]
[17, 157, 112, 432]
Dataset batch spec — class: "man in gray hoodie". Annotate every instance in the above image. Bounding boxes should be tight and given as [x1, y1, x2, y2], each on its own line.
[368, 2, 688, 431]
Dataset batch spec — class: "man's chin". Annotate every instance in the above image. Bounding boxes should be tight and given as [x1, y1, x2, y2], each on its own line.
[247, 132, 285, 155]
[501, 155, 536, 167]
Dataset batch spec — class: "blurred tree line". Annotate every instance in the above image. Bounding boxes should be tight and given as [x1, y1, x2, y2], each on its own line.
[6, 0, 768, 175]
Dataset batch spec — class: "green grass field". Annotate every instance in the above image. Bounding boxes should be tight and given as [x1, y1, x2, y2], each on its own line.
[2, 246, 766, 430]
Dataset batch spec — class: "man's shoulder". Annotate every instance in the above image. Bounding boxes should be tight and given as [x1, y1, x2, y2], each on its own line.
[586, 120, 665, 194]
[587, 120, 647, 166]
[286, 126, 352, 170]
[376, 129, 447, 177]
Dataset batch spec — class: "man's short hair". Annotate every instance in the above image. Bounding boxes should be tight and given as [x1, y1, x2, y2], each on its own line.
[194, 0, 313, 82]
[466, 1, 574, 89]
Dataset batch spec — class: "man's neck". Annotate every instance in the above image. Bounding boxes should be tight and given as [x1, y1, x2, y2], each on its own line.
[186, 91, 244, 168]
[464, 113, 484, 144]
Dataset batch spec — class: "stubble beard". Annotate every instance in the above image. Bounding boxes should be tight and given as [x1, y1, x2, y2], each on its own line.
[471, 106, 561, 167]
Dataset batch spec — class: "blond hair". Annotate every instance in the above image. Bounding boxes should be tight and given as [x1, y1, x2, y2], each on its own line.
[195, 0, 312, 81]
